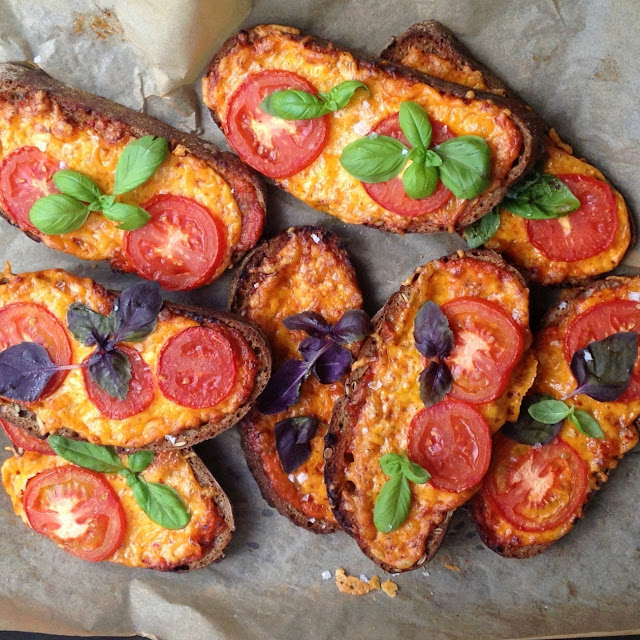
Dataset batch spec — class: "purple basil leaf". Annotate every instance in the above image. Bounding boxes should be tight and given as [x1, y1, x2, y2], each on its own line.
[502, 394, 563, 445]
[67, 303, 112, 348]
[274, 416, 319, 473]
[88, 347, 132, 401]
[258, 359, 311, 415]
[298, 336, 330, 363]
[414, 300, 454, 359]
[111, 281, 164, 343]
[331, 310, 372, 344]
[419, 361, 452, 408]
[570, 332, 638, 402]
[0, 342, 57, 402]
[282, 311, 331, 338]
[313, 342, 353, 384]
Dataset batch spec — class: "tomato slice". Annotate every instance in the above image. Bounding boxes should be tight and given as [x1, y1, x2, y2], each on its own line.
[0, 418, 53, 454]
[124, 194, 226, 291]
[82, 346, 155, 420]
[526, 174, 617, 262]
[225, 70, 330, 179]
[158, 326, 237, 409]
[440, 297, 524, 404]
[24, 465, 125, 561]
[363, 113, 453, 217]
[564, 299, 640, 401]
[408, 400, 491, 493]
[0, 146, 60, 234]
[0, 302, 73, 397]
[484, 435, 588, 532]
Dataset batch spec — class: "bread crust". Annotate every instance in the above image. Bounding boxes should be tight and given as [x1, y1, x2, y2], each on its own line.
[0, 62, 267, 265]
[204, 24, 546, 233]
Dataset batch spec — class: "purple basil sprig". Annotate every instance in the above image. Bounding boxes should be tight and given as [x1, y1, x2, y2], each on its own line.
[274, 416, 319, 473]
[419, 361, 452, 408]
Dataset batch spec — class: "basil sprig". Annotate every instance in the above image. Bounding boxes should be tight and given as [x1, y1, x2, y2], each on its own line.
[527, 398, 605, 439]
[29, 136, 168, 235]
[340, 101, 491, 201]
[373, 452, 430, 533]
[274, 416, 319, 473]
[463, 207, 501, 249]
[502, 171, 580, 219]
[260, 80, 369, 120]
[48, 435, 190, 530]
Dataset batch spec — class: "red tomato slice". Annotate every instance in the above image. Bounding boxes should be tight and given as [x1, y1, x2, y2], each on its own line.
[0, 302, 72, 397]
[564, 299, 640, 401]
[158, 326, 237, 409]
[441, 297, 524, 404]
[0, 417, 53, 454]
[82, 346, 155, 420]
[124, 194, 226, 291]
[363, 113, 453, 217]
[484, 436, 588, 532]
[526, 174, 617, 262]
[408, 400, 491, 493]
[225, 70, 329, 179]
[24, 465, 126, 562]
[0, 146, 60, 234]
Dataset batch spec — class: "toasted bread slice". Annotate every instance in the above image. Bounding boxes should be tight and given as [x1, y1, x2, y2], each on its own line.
[0, 62, 267, 289]
[381, 22, 633, 285]
[0, 266, 271, 450]
[203, 24, 544, 235]
[229, 226, 363, 533]
[325, 249, 537, 571]
[470, 276, 640, 557]
[1, 446, 234, 571]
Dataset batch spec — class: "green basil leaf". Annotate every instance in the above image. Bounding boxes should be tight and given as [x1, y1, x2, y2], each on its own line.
[87, 348, 132, 400]
[127, 450, 155, 473]
[95, 194, 116, 211]
[131, 478, 191, 530]
[48, 435, 124, 473]
[260, 90, 328, 120]
[502, 394, 563, 445]
[29, 194, 90, 235]
[113, 135, 169, 195]
[423, 150, 443, 167]
[435, 136, 491, 199]
[571, 410, 605, 439]
[379, 453, 403, 476]
[399, 101, 432, 150]
[528, 399, 572, 424]
[400, 455, 430, 484]
[102, 202, 151, 230]
[53, 170, 102, 203]
[503, 173, 580, 219]
[463, 207, 501, 249]
[373, 473, 411, 533]
[340, 135, 408, 183]
[319, 81, 369, 111]
[407, 147, 426, 163]
[403, 162, 438, 199]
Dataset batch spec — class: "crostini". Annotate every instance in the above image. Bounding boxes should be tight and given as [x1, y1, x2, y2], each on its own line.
[0, 62, 266, 291]
[325, 250, 537, 571]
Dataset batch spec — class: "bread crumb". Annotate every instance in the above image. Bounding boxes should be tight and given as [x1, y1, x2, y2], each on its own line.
[381, 579, 399, 598]
[335, 568, 371, 595]
[444, 563, 461, 572]
[369, 575, 380, 590]
[465, 90, 475, 99]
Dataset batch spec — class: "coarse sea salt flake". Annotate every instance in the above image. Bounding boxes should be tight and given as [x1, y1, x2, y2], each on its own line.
[322, 571, 332, 580]
[629, 292, 640, 302]
[359, 574, 369, 583]
[352, 121, 370, 136]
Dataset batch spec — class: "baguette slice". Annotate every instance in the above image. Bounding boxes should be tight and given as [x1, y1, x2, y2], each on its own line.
[0, 62, 267, 289]
[0, 266, 271, 451]
[325, 249, 537, 572]
[229, 226, 364, 533]
[470, 275, 640, 557]
[203, 24, 545, 234]
[381, 22, 633, 285]
[1, 445, 234, 571]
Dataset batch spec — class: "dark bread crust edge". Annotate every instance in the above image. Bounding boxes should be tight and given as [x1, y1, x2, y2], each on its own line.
[204, 24, 546, 233]
[324, 249, 528, 572]
[0, 268, 272, 452]
[0, 62, 267, 264]
[380, 21, 636, 285]
[228, 225, 362, 534]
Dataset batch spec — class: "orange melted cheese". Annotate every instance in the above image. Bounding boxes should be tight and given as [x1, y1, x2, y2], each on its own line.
[204, 25, 523, 233]
[0, 268, 258, 448]
[0, 91, 242, 282]
[241, 229, 362, 528]
[342, 253, 535, 569]
[2, 450, 226, 570]
[475, 279, 640, 549]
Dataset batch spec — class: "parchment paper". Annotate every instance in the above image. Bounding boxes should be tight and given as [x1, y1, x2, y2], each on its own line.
[0, 1, 639, 639]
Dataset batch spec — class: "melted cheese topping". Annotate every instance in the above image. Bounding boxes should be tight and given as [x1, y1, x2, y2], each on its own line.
[2, 450, 226, 569]
[204, 24, 523, 233]
[341, 254, 535, 569]
[0, 91, 242, 282]
[241, 230, 362, 527]
[0, 269, 258, 447]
